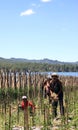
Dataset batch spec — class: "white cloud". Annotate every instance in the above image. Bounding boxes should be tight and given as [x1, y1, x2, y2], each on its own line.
[20, 9, 35, 16]
[41, 0, 51, 2]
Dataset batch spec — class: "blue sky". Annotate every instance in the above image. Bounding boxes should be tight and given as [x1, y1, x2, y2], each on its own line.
[0, 0, 78, 62]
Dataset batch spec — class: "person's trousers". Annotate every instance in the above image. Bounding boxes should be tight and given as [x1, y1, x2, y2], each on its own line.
[52, 100, 58, 118]
[59, 98, 64, 116]
[52, 98, 64, 118]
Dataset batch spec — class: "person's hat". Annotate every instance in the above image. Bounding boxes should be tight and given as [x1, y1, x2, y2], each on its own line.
[22, 96, 27, 99]
[51, 72, 58, 77]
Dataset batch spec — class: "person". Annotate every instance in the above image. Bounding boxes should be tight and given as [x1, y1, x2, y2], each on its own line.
[42, 78, 52, 103]
[19, 96, 36, 114]
[43, 79, 50, 98]
[50, 72, 64, 118]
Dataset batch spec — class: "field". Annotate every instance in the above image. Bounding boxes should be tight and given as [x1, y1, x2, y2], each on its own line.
[0, 85, 78, 130]
[0, 70, 78, 130]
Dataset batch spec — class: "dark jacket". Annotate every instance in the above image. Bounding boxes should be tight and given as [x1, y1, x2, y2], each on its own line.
[50, 79, 63, 99]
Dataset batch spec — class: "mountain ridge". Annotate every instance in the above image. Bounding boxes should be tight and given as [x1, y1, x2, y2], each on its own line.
[0, 57, 78, 64]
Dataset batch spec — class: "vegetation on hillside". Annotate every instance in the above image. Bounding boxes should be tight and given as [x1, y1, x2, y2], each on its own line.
[0, 60, 78, 72]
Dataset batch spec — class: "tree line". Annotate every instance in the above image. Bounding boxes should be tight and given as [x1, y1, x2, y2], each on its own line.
[0, 61, 78, 72]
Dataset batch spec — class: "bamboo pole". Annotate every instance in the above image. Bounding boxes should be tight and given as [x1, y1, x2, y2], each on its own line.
[9, 104, 11, 130]
[24, 100, 29, 130]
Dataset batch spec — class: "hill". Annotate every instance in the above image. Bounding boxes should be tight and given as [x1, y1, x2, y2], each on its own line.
[0, 57, 78, 65]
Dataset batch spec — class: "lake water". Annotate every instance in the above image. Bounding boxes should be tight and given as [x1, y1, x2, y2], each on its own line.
[41, 72, 78, 77]
[56, 72, 78, 77]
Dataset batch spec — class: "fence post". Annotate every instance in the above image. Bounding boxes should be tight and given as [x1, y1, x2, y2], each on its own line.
[9, 104, 11, 130]
[24, 100, 29, 130]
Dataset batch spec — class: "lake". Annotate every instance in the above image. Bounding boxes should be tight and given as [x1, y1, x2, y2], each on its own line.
[41, 72, 78, 77]
[56, 72, 78, 77]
